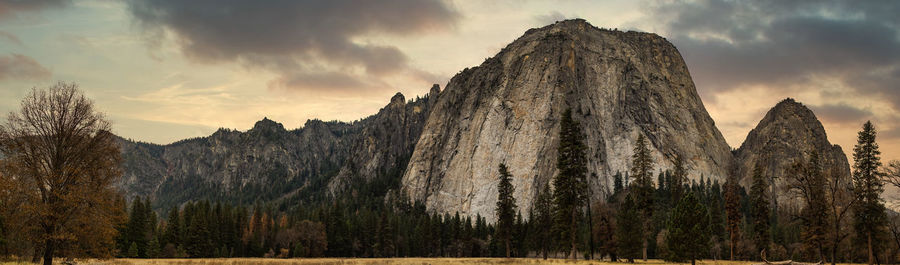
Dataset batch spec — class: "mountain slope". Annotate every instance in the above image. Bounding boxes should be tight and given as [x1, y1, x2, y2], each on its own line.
[401, 19, 734, 221]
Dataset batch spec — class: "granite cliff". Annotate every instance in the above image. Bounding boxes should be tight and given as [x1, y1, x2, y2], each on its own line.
[400, 19, 734, 221]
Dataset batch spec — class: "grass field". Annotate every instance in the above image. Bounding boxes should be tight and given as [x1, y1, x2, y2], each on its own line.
[0, 259, 819, 265]
[1, 259, 867, 265]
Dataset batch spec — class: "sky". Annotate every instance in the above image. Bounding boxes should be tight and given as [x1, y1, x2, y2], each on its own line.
[0, 0, 899, 164]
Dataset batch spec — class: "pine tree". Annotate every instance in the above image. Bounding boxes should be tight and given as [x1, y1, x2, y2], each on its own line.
[851, 121, 886, 265]
[552, 108, 588, 259]
[629, 134, 655, 261]
[749, 164, 770, 257]
[495, 163, 517, 258]
[616, 194, 643, 262]
[126, 197, 149, 257]
[613, 171, 624, 197]
[127, 242, 139, 258]
[671, 155, 687, 203]
[708, 182, 726, 260]
[666, 193, 709, 265]
[147, 236, 161, 258]
[724, 175, 742, 261]
[534, 184, 553, 259]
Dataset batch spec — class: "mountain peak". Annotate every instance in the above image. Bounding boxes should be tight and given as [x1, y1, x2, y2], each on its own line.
[251, 117, 285, 132]
[764, 98, 819, 124]
[390, 92, 406, 106]
[736, 98, 850, 193]
[429, 84, 441, 97]
[772, 97, 803, 111]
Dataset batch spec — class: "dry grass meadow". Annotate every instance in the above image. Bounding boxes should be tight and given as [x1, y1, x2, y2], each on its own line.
[0, 259, 860, 265]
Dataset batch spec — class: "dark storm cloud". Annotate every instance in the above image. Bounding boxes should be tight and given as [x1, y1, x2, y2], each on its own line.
[648, 0, 900, 107]
[0, 0, 69, 20]
[811, 104, 874, 124]
[0, 53, 51, 81]
[126, 0, 458, 92]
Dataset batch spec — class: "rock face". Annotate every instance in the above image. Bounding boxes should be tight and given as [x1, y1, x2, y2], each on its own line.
[734, 98, 851, 204]
[116, 87, 440, 210]
[401, 19, 734, 221]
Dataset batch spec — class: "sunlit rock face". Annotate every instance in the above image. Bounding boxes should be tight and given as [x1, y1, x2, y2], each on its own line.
[401, 19, 734, 221]
[735, 98, 851, 205]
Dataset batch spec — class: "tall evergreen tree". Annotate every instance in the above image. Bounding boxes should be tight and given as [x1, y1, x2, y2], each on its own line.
[708, 181, 726, 260]
[629, 134, 655, 261]
[671, 155, 687, 203]
[125, 197, 149, 257]
[749, 164, 770, 257]
[533, 184, 553, 259]
[724, 175, 742, 261]
[851, 121, 886, 265]
[613, 171, 624, 197]
[495, 163, 517, 258]
[666, 193, 709, 265]
[616, 193, 643, 263]
[552, 108, 588, 259]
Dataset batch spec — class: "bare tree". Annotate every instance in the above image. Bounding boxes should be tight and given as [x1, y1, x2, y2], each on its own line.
[0, 82, 124, 265]
[784, 152, 829, 262]
[883, 160, 900, 188]
[824, 165, 856, 265]
[784, 152, 857, 265]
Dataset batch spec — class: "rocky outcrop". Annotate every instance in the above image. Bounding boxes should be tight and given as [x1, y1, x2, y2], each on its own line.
[115, 86, 440, 210]
[401, 19, 734, 221]
[327, 87, 441, 193]
[734, 98, 851, 204]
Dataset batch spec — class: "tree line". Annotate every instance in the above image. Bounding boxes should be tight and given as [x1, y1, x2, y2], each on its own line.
[3, 84, 900, 265]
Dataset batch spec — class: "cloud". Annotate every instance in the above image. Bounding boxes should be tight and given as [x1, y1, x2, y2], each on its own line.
[0, 53, 51, 81]
[884, 127, 900, 140]
[126, 0, 458, 93]
[0, 30, 21, 45]
[0, 0, 69, 20]
[534, 11, 569, 26]
[811, 103, 874, 124]
[267, 71, 378, 95]
[646, 0, 900, 108]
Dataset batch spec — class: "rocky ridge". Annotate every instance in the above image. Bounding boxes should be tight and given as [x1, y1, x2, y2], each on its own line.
[116, 87, 440, 210]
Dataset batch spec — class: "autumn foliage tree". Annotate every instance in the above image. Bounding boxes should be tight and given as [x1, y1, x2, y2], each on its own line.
[0, 82, 125, 265]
